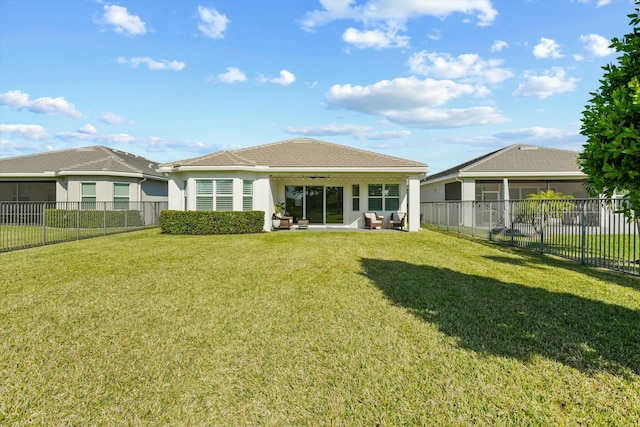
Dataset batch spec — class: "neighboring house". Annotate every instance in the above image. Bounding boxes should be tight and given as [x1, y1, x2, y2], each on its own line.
[159, 138, 427, 231]
[420, 144, 589, 229]
[421, 144, 588, 203]
[0, 145, 168, 205]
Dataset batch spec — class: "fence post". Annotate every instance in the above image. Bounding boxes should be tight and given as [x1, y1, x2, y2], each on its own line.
[76, 202, 80, 240]
[446, 202, 450, 231]
[103, 203, 107, 236]
[539, 200, 545, 253]
[471, 201, 475, 236]
[490, 201, 494, 240]
[42, 202, 47, 245]
[581, 201, 587, 264]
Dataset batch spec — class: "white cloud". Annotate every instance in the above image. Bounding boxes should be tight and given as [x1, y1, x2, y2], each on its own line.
[328, 77, 480, 114]
[407, 51, 513, 84]
[513, 67, 578, 99]
[384, 106, 508, 128]
[56, 130, 136, 144]
[117, 56, 186, 71]
[100, 112, 133, 125]
[96, 4, 146, 36]
[197, 6, 230, 39]
[533, 37, 563, 59]
[342, 27, 409, 49]
[217, 67, 247, 84]
[284, 123, 411, 140]
[0, 90, 82, 118]
[285, 123, 372, 136]
[491, 40, 509, 52]
[326, 76, 506, 128]
[494, 126, 578, 141]
[270, 69, 296, 86]
[300, 0, 498, 31]
[579, 33, 614, 57]
[77, 124, 97, 135]
[0, 124, 48, 140]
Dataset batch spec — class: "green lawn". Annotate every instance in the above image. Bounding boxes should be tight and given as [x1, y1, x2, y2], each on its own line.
[1, 228, 639, 425]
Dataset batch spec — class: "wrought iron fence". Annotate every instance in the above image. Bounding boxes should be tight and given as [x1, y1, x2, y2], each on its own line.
[0, 201, 168, 252]
[421, 198, 639, 276]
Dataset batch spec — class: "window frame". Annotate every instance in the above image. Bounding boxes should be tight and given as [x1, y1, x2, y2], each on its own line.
[113, 183, 130, 210]
[195, 179, 234, 211]
[81, 182, 97, 210]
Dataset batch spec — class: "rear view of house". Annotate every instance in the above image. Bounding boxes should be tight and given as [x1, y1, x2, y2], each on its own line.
[160, 138, 427, 231]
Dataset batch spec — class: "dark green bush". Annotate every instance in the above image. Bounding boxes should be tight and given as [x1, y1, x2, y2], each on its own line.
[46, 209, 143, 228]
[159, 210, 265, 235]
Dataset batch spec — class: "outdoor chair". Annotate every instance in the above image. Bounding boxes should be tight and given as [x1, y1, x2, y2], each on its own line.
[388, 212, 406, 230]
[363, 212, 384, 229]
[274, 214, 294, 230]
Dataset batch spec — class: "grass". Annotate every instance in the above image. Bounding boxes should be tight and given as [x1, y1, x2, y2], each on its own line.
[1, 228, 639, 425]
[0, 225, 145, 252]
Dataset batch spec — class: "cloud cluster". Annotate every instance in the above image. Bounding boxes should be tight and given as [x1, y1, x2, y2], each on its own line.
[0, 90, 82, 118]
[325, 77, 507, 129]
[96, 4, 147, 36]
[533, 38, 563, 59]
[513, 67, 577, 99]
[197, 6, 230, 39]
[117, 56, 186, 71]
[300, 0, 497, 50]
[0, 124, 49, 140]
[284, 124, 411, 140]
[407, 51, 513, 84]
[100, 112, 134, 125]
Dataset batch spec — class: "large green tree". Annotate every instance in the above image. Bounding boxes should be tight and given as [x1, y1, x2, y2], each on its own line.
[578, 0, 640, 219]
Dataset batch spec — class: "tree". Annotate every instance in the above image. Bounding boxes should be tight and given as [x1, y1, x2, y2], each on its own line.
[578, 0, 640, 220]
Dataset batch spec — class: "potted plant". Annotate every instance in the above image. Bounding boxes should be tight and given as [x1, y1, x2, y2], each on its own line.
[272, 202, 286, 230]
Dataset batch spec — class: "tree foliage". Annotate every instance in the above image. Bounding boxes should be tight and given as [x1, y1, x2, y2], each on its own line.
[578, 0, 640, 219]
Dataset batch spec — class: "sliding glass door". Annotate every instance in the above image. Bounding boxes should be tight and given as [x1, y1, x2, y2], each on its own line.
[285, 185, 343, 224]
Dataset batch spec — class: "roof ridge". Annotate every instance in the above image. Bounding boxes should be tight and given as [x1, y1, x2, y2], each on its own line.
[100, 146, 147, 173]
[460, 144, 515, 173]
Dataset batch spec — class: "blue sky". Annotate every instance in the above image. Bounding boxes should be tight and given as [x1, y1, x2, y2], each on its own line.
[0, 0, 633, 173]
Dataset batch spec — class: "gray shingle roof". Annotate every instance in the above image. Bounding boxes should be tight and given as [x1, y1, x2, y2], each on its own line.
[0, 145, 165, 178]
[424, 144, 584, 182]
[161, 138, 427, 170]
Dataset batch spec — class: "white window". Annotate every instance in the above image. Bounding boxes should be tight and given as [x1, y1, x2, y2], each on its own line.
[195, 179, 234, 211]
[81, 182, 96, 209]
[113, 183, 130, 209]
[352, 184, 360, 211]
[243, 180, 253, 211]
[368, 183, 399, 211]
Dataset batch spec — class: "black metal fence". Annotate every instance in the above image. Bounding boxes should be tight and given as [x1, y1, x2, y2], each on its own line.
[0, 201, 168, 252]
[421, 198, 639, 276]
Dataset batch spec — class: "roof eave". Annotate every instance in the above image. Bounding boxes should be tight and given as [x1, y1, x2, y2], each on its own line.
[162, 165, 427, 174]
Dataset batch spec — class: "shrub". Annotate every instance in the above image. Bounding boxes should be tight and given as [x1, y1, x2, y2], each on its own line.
[159, 210, 265, 235]
[46, 209, 143, 228]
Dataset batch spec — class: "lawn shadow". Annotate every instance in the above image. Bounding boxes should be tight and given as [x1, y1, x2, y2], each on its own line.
[361, 258, 640, 376]
[439, 231, 640, 292]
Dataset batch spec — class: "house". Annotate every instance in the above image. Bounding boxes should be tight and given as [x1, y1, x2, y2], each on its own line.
[159, 138, 427, 231]
[421, 144, 588, 203]
[0, 145, 168, 206]
[420, 144, 589, 229]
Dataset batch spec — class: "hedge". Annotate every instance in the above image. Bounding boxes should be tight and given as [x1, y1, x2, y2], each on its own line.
[46, 209, 143, 228]
[159, 210, 265, 235]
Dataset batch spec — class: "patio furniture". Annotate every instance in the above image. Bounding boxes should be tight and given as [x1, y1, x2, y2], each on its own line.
[388, 212, 406, 230]
[297, 219, 309, 230]
[363, 212, 384, 229]
[273, 214, 294, 230]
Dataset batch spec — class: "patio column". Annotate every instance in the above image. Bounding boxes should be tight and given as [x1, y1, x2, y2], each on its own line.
[408, 175, 421, 232]
[503, 178, 510, 227]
